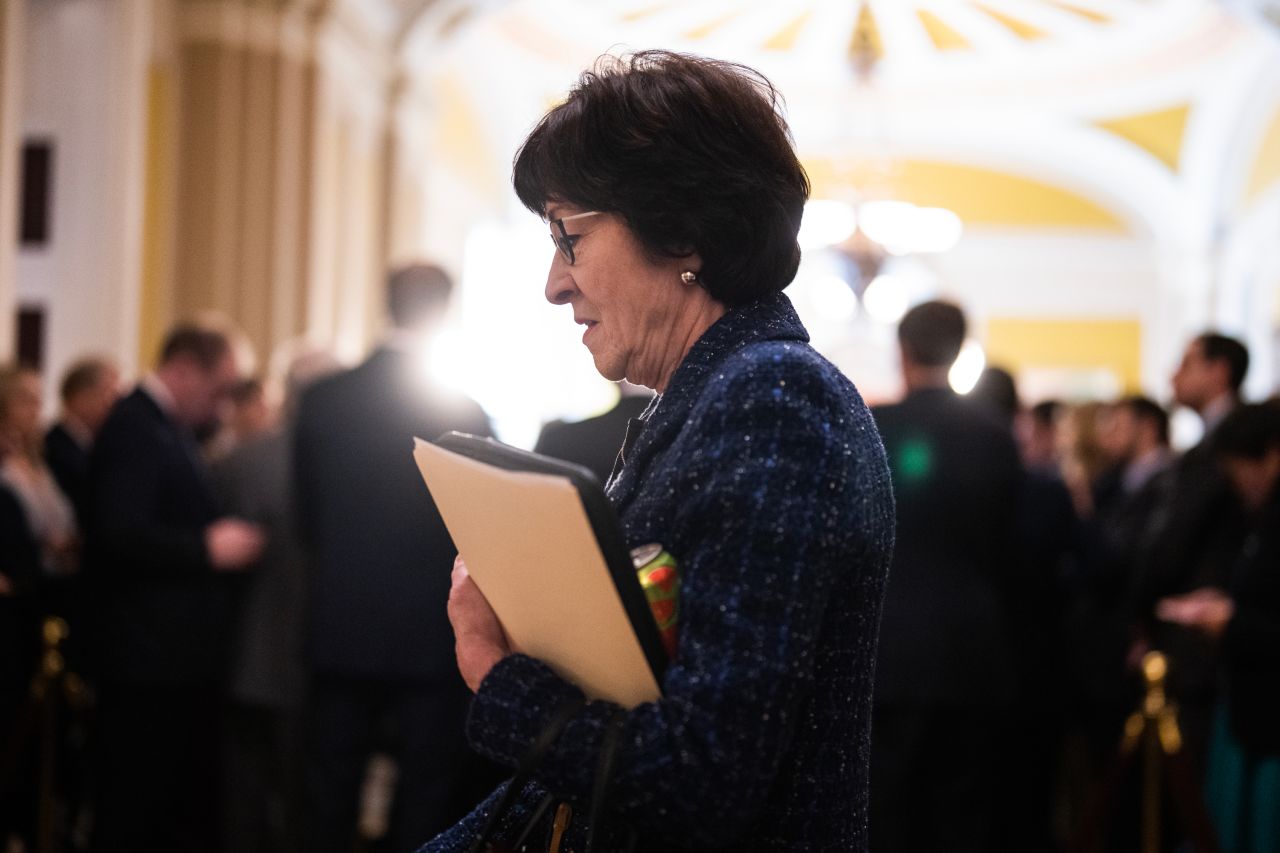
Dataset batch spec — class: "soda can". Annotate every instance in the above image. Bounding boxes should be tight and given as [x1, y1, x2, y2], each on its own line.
[631, 544, 679, 659]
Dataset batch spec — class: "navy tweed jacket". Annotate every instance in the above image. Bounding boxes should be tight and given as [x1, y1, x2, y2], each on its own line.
[420, 293, 894, 852]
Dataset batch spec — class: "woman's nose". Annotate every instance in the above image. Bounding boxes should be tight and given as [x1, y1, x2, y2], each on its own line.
[544, 265, 576, 305]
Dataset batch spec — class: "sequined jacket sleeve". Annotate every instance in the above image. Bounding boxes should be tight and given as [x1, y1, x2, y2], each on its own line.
[439, 338, 891, 850]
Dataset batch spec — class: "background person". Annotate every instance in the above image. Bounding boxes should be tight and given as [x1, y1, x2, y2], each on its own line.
[44, 356, 121, 525]
[1157, 402, 1280, 853]
[294, 264, 496, 853]
[0, 366, 78, 578]
[86, 323, 266, 853]
[533, 381, 651, 484]
[213, 347, 341, 853]
[425, 50, 894, 852]
[1136, 332, 1251, 771]
[0, 372, 45, 853]
[870, 301, 1024, 853]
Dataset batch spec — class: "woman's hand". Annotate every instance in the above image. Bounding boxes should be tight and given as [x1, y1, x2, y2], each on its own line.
[1156, 587, 1236, 640]
[448, 557, 511, 692]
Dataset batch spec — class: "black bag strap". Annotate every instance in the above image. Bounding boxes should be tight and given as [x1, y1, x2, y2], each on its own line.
[467, 694, 585, 853]
[584, 709, 629, 853]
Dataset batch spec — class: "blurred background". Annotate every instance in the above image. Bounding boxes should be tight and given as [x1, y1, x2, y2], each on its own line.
[4, 3, 1280, 853]
[3, 0, 1278, 445]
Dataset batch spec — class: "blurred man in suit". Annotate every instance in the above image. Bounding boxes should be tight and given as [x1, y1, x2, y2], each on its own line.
[534, 382, 652, 484]
[1156, 401, 1280, 850]
[44, 356, 120, 524]
[1135, 332, 1250, 770]
[294, 264, 495, 853]
[870, 301, 1023, 853]
[88, 324, 266, 853]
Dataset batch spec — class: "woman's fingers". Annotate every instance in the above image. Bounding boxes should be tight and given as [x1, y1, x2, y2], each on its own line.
[447, 555, 511, 692]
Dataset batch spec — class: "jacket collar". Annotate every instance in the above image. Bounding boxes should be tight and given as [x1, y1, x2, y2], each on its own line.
[607, 292, 809, 512]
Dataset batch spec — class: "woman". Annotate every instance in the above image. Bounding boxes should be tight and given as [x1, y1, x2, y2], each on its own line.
[424, 52, 894, 852]
[0, 368, 54, 846]
[0, 366, 77, 576]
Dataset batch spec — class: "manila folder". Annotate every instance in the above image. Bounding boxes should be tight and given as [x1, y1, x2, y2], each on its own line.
[413, 438, 661, 708]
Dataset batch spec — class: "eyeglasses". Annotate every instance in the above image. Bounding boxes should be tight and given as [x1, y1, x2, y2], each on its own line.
[549, 211, 603, 265]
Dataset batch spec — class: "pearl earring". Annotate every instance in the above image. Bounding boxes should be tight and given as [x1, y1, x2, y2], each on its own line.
[680, 270, 699, 285]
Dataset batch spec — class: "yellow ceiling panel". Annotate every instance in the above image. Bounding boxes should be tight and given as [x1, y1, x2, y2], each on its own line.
[916, 9, 972, 51]
[764, 10, 813, 52]
[1245, 106, 1280, 206]
[986, 317, 1142, 392]
[1094, 104, 1190, 172]
[621, 2, 677, 23]
[685, 10, 741, 40]
[973, 3, 1048, 40]
[849, 4, 884, 66]
[804, 158, 1129, 232]
[1044, 1, 1111, 24]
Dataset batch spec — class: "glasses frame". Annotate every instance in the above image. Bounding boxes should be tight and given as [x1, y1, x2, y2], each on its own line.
[549, 210, 603, 265]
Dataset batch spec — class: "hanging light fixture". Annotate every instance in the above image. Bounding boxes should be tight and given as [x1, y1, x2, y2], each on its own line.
[800, 2, 963, 305]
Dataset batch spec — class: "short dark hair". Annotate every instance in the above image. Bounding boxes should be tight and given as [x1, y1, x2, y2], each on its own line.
[388, 264, 453, 329]
[897, 300, 966, 367]
[1213, 402, 1280, 459]
[159, 324, 232, 371]
[60, 357, 115, 403]
[1120, 395, 1169, 446]
[513, 50, 810, 307]
[1196, 333, 1249, 392]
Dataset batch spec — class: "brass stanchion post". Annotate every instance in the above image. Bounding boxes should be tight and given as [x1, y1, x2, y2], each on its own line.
[35, 617, 69, 853]
[1071, 651, 1219, 853]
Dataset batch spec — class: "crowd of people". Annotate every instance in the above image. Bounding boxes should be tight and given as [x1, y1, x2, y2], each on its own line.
[1, 283, 1277, 852]
[867, 302, 1279, 852]
[0, 286, 1274, 850]
[0, 265, 502, 853]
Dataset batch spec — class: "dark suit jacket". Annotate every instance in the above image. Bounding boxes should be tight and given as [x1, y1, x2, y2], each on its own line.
[85, 389, 231, 686]
[872, 387, 1023, 707]
[1223, 492, 1280, 755]
[1135, 438, 1237, 705]
[45, 423, 89, 524]
[424, 293, 895, 852]
[1, 483, 41, 687]
[294, 347, 492, 681]
[533, 394, 652, 484]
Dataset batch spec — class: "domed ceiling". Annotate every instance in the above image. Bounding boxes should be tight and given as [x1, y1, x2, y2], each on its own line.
[408, 0, 1280, 236]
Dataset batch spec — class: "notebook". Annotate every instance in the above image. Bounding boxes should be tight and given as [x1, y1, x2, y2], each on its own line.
[413, 432, 667, 707]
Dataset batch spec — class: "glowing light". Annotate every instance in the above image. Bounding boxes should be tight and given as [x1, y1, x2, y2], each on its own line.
[858, 201, 917, 254]
[450, 220, 621, 447]
[798, 199, 858, 250]
[912, 207, 964, 253]
[858, 200, 963, 255]
[862, 274, 910, 325]
[896, 438, 935, 485]
[950, 339, 987, 394]
[810, 273, 858, 321]
[426, 329, 476, 395]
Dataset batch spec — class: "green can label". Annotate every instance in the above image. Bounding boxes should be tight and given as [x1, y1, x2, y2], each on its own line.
[632, 544, 679, 659]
